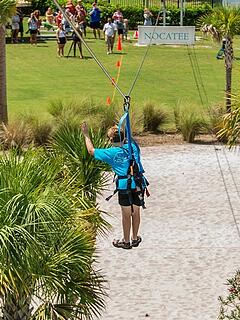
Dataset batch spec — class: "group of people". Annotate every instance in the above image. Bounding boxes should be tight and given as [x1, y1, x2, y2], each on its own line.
[55, 2, 130, 57]
[10, 2, 154, 57]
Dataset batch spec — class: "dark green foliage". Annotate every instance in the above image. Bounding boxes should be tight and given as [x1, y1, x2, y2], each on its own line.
[31, 0, 212, 28]
[50, 121, 111, 202]
[0, 149, 107, 319]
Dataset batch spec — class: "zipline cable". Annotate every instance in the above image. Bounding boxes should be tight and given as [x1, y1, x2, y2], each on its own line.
[192, 45, 209, 105]
[52, 0, 126, 100]
[190, 44, 240, 201]
[186, 45, 205, 106]
[187, 43, 240, 239]
[127, 3, 162, 97]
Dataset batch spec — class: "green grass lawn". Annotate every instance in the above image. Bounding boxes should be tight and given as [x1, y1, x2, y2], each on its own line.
[6, 31, 240, 121]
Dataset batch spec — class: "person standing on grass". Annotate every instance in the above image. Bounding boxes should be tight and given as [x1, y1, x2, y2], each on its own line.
[123, 19, 129, 41]
[28, 12, 38, 45]
[103, 17, 117, 54]
[76, 6, 87, 37]
[11, 13, 20, 43]
[56, 23, 66, 57]
[89, 3, 101, 39]
[18, 10, 24, 42]
[143, 8, 153, 26]
[81, 123, 148, 250]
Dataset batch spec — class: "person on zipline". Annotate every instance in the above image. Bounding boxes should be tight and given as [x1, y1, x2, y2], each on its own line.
[81, 122, 149, 250]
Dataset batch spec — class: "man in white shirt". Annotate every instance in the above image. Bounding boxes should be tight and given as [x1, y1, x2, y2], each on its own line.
[103, 18, 117, 54]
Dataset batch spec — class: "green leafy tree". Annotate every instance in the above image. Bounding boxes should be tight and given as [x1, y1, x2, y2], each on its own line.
[0, 0, 16, 124]
[0, 148, 106, 319]
[199, 6, 240, 112]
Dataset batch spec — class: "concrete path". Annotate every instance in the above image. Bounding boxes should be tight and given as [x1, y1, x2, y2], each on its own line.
[96, 143, 240, 320]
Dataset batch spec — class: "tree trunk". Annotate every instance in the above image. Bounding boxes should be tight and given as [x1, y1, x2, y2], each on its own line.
[224, 36, 233, 113]
[0, 25, 8, 124]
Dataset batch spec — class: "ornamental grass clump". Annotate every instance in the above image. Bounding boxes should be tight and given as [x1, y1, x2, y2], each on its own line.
[0, 120, 33, 150]
[18, 113, 53, 146]
[143, 103, 168, 133]
[217, 95, 240, 147]
[174, 103, 206, 143]
[48, 98, 121, 132]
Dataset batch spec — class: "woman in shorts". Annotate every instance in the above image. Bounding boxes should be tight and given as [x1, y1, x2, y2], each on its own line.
[56, 24, 67, 57]
[28, 12, 38, 45]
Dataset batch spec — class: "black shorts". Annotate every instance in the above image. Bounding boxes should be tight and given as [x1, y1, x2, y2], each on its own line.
[58, 37, 66, 44]
[90, 21, 100, 29]
[118, 191, 142, 207]
[30, 29, 37, 35]
[118, 29, 123, 35]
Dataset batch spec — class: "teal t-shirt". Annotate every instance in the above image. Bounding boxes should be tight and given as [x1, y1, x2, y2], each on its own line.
[94, 143, 145, 190]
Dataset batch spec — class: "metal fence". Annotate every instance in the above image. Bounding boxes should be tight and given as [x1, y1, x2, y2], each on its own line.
[103, 0, 221, 7]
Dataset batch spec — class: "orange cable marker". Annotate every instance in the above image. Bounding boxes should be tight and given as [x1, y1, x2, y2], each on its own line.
[106, 96, 111, 106]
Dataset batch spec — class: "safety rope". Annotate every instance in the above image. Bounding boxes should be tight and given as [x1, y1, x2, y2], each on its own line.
[187, 44, 240, 240]
[52, 0, 126, 100]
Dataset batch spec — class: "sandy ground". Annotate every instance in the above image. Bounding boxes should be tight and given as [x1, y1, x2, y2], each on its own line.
[96, 142, 240, 320]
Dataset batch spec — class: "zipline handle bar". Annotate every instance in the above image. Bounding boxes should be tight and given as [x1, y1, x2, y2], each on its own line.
[52, 0, 126, 100]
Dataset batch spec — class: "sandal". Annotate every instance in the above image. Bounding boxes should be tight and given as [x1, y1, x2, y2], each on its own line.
[132, 236, 142, 248]
[112, 239, 132, 250]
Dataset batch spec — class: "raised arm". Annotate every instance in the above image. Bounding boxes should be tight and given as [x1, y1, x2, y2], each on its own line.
[81, 122, 95, 156]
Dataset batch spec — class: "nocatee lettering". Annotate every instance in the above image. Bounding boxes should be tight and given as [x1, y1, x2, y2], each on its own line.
[144, 32, 189, 41]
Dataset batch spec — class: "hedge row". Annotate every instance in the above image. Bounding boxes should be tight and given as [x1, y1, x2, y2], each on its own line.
[31, 0, 212, 28]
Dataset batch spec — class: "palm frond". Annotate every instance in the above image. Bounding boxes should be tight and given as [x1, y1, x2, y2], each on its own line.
[0, 0, 16, 25]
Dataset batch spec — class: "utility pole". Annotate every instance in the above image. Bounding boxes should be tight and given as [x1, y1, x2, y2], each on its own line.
[162, 0, 166, 26]
[180, 0, 183, 26]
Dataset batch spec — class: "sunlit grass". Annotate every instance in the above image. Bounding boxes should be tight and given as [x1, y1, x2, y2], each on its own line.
[6, 30, 240, 121]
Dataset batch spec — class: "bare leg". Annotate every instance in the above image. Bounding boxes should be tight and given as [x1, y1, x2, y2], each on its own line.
[131, 205, 140, 240]
[121, 206, 132, 243]
[97, 28, 101, 39]
[93, 29, 96, 39]
[78, 42, 83, 58]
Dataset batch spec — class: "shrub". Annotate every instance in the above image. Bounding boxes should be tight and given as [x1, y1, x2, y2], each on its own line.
[0, 121, 33, 150]
[219, 270, 240, 320]
[143, 103, 168, 133]
[206, 103, 230, 143]
[48, 98, 121, 132]
[174, 103, 206, 142]
[31, 1, 212, 29]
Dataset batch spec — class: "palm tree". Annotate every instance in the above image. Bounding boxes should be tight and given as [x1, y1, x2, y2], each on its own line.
[199, 6, 240, 112]
[0, 0, 16, 124]
[0, 148, 106, 319]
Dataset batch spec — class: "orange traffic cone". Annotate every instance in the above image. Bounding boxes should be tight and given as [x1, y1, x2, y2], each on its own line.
[106, 96, 111, 106]
[134, 30, 139, 39]
[117, 35, 122, 51]
[116, 60, 121, 67]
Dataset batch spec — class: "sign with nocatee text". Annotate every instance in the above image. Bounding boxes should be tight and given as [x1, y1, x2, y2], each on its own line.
[138, 26, 195, 45]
